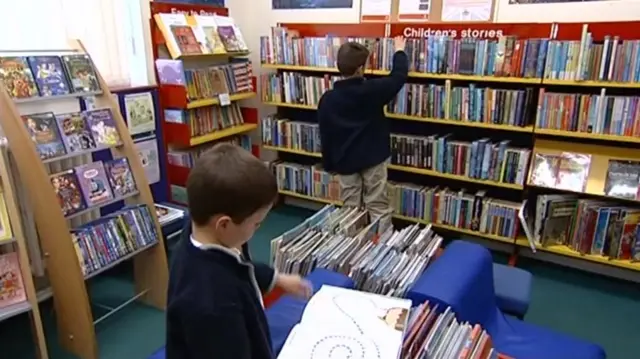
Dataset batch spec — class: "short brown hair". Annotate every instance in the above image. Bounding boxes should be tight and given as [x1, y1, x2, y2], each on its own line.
[337, 42, 370, 77]
[186, 143, 277, 226]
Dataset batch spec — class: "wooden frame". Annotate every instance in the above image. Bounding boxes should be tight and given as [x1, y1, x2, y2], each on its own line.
[0, 39, 168, 359]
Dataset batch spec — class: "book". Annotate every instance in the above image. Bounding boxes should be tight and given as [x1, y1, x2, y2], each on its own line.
[0, 252, 26, 309]
[124, 92, 156, 135]
[154, 203, 185, 226]
[104, 158, 137, 197]
[27, 56, 71, 96]
[164, 109, 185, 124]
[84, 108, 121, 146]
[183, 61, 253, 101]
[170, 25, 203, 56]
[50, 169, 86, 216]
[274, 162, 340, 202]
[154, 13, 203, 58]
[135, 139, 160, 185]
[604, 160, 640, 200]
[61, 54, 100, 93]
[0, 192, 13, 242]
[155, 59, 186, 85]
[555, 153, 591, 192]
[530, 153, 560, 188]
[261, 115, 321, 153]
[193, 15, 227, 54]
[22, 112, 67, 160]
[75, 161, 114, 206]
[185, 103, 245, 137]
[215, 16, 248, 52]
[260, 71, 338, 105]
[56, 112, 97, 153]
[0, 57, 39, 99]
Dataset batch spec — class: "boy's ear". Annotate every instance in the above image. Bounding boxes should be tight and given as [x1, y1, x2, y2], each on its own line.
[212, 215, 232, 231]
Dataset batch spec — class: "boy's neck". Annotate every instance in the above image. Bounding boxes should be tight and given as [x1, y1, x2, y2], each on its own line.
[191, 223, 226, 248]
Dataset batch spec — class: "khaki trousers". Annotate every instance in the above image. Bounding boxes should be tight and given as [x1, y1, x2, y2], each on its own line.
[338, 159, 392, 231]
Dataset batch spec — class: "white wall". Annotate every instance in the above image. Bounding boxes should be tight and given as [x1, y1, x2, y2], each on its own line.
[495, 0, 640, 23]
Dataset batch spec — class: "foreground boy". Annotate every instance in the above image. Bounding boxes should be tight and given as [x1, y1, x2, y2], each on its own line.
[166, 143, 312, 359]
[318, 36, 408, 230]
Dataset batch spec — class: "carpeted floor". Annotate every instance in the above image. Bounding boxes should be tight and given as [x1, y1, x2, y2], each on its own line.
[1, 205, 638, 359]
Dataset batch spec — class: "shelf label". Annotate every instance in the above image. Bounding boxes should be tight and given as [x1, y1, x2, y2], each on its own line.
[218, 93, 231, 106]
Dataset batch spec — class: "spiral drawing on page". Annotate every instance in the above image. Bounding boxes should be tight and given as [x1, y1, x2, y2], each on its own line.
[310, 335, 380, 359]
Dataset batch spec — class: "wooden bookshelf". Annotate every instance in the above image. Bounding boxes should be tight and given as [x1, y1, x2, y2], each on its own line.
[0, 40, 168, 359]
[186, 91, 256, 110]
[262, 145, 322, 158]
[189, 123, 257, 147]
[386, 112, 535, 133]
[541, 79, 640, 89]
[263, 101, 317, 110]
[533, 128, 640, 144]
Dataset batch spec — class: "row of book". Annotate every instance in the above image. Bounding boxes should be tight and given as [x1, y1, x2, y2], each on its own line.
[390, 181, 521, 240]
[260, 72, 337, 106]
[184, 61, 253, 101]
[71, 205, 158, 276]
[164, 103, 245, 138]
[271, 206, 442, 297]
[0, 54, 100, 99]
[535, 89, 640, 137]
[261, 114, 321, 154]
[271, 161, 340, 203]
[51, 159, 137, 217]
[531, 194, 640, 261]
[390, 134, 531, 186]
[154, 13, 249, 57]
[168, 135, 251, 168]
[261, 27, 640, 84]
[23, 109, 120, 160]
[389, 83, 535, 128]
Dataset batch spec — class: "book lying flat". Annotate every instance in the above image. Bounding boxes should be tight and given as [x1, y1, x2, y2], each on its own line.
[277, 285, 412, 359]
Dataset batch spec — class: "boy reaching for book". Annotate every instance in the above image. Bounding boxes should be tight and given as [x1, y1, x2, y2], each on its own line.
[166, 143, 312, 359]
[318, 36, 408, 231]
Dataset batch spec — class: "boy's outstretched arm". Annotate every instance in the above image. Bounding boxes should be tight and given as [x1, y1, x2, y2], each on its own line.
[366, 36, 409, 105]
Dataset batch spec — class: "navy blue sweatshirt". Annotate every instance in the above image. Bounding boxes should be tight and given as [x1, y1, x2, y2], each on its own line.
[166, 220, 276, 359]
[318, 50, 409, 174]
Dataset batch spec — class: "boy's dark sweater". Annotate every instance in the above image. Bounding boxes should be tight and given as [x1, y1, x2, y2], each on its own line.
[166, 222, 276, 359]
[318, 50, 409, 175]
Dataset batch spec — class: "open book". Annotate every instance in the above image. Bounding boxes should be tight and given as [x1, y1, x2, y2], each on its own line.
[278, 285, 412, 359]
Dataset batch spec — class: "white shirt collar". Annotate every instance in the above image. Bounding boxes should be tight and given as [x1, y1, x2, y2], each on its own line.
[190, 236, 242, 258]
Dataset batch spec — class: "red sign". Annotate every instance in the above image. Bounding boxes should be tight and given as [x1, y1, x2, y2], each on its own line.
[390, 23, 554, 39]
[150, 1, 228, 16]
[555, 21, 640, 41]
[278, 23, 386, 38]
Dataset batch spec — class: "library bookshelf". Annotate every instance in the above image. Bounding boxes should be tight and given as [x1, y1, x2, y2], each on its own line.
[0, 40, 168, 359]
[151, 1, 260, 203]
[260, 20, 640, 281]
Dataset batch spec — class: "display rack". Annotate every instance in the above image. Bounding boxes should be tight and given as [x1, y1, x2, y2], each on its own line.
[0, 146, 48, 358]
[150, 1, 260, 204]
[0, 40, 169, 359]
[260, 21, 640, 282]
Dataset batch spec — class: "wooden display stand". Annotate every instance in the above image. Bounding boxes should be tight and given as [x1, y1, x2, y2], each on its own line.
[0, 40, 168, 359]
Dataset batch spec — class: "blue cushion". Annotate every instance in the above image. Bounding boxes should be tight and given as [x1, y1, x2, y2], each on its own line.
[493, 263, 532, 318]
[266, 268, 354, 355]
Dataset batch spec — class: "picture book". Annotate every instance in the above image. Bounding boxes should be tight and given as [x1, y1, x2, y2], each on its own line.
[124, 92, 156, 135]
[135, 139, 161, 185]
[154, 203, 185, 225]
[619, 211, 640, 260]
[27, 56, 71, 96]
[0, 252, 26, 309]
[556, 153, 592, 192]
[164, 109, 185, 124]
[104, 158, 137, 197]
[0, 193, 13, 242]
[194, 15, 226, 54]
[61, 54, 100, 93]
[22, 112, 67, 160]
[50, 170, 86, 216]
[530, 153, 560, 188]
[215, 16, 248, 52]
[84, 108, 121, 146]
[75, 161, 114, 206]
[56, 112, 96, 153]
[278, 285, 411, 359]
[170, 25, 203, 55]
[0, 57, 39, 99]
[604, 160, 640, 200]
[155, 59, 186, 85]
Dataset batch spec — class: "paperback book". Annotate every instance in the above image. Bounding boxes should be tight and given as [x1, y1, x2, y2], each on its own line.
[84, 108, 121, 146]
[193, 15, 227, 54]
[124, 92, 156, 135]
[604, 160, 640, 200]
[155, 203, 185, 226]
[0, 57, 39, 99]
[22, 112, 67, 160]
[0, 193, 13, 242]
[61, 54, 100, 93]
[27, 56, 71, 96]
[50, 169, 86, 216]
[155, 59, 186, 85]
[104, 158, 137, 197]
[56, 112, 97, 153]
[75, 161, 114, 206]
[0, 252, 26, 309]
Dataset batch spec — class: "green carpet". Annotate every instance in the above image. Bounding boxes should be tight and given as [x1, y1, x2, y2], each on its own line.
[1, 205, 638, 359]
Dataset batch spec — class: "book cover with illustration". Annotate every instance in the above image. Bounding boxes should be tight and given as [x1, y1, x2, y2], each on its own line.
[604, 160, 640, 200]
[50, 169, 86, 216]
[0, 57, 39, 99]
[27, 56, 71, 96]
[75, 161, 114, 206]
[530, 153, 560, 188]
[84, 108, 121, 146]
[618, 211, 640, 260]
[61, 54, 101, 93]
[0, 252, 26, 309]
[170, 25, 203, 55]
[104, 158, 137, 197]
[164, 109, 185, 124]
[556, 153, 592, 192]
[194, 15, 227, 54]
[22, 112, 67, 160]
[135, 139, 160, 185]
[217, 26, 242, 52]
[124, 92, 156, 135]
[155, 59, 186, 85]
[56, 112, 96, 153]
[0, 193, 13, 242]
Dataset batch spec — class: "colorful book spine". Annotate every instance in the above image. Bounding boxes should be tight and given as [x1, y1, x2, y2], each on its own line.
[261, 115, 321, 153]
[182, 102, 245, 137]
[273, 161, 340, 202]
[168, 135, 252, 168]
[260, 71, 339, 106]
[184, 60, 253, 101]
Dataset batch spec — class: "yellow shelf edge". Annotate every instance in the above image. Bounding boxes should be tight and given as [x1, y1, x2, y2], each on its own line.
[386, 112, 535, 133]
[189, 123, 257, 146]
[262, 145, 322, 158]
[388, 164, 524, 190]
[177, 51, 250, 60]
[534, 128, 640, 144]
[187, 92, 256, 109]
[541, 79, 640, 89]
[516, 240, 640, 271]
[263, 101, 318, 110]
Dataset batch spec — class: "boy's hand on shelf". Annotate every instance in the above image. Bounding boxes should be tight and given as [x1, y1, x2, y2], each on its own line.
[275, 273, 313, 299]
[393, 36, 406, 52]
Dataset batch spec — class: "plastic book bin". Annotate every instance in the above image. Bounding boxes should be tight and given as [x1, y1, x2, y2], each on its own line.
[406, 240, 606, 359]
[265, 268, 355, 356]
[492, 262, 533, 319]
